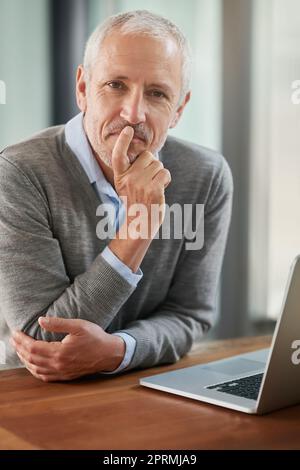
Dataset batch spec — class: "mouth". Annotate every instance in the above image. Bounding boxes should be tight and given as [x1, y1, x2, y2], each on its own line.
[131, 136, 145, 144]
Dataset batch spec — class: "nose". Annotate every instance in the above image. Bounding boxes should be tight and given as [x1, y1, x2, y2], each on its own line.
[120, 89, 146, 125]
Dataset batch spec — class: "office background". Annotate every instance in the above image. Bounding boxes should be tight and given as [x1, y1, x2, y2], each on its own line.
[0, 0, 299, 340]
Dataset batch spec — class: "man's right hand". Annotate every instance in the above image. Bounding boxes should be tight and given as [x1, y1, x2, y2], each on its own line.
[108, 126, 171, 273]
[112, 126, 171, 235]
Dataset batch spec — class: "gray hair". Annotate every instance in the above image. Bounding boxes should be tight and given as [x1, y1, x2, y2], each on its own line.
[83, 10, 192, 103]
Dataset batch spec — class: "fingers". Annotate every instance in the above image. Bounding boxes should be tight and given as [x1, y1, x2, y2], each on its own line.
[11, 331, 62, 358]
[12, 339, 67, 381]
[16, 352, 54, 375]
[23, 361, 63, 382]
[146, 160, 165, 181]
[11, 335, 62, 378]
[21, 354, 74, 382]
[129, 150, 155, 170]
[126, 151, 170, 188]
[38, 317, 83, 335]
[111, 126, 134, 175]
[153, 168, 172, 189]
[15, 347, 53, 369]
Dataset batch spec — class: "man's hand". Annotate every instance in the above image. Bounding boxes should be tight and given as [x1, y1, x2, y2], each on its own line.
[108, 126, 171, 272]
[10, 317, 125, 382]
[113, 126, 171, 230]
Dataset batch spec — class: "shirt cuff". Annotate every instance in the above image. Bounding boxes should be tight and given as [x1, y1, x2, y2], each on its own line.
[101, 246, 143, 287]
[101, 332, 137, 374]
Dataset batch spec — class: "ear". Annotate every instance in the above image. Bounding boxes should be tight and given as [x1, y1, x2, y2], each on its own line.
[76, 65, 88, 113]
[169, 91, 191, 129]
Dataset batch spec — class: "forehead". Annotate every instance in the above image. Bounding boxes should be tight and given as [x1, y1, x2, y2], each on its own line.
[94, 31, 182, 84]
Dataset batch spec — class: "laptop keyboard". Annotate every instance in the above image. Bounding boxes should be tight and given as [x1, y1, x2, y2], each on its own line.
[206, 373, 264, 400]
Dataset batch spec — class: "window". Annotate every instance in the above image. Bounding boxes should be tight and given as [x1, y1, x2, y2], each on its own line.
[0, 0, 51, 150]
[249, 0, 300, 320]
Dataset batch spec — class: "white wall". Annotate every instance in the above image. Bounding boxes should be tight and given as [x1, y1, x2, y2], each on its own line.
[0, 0, 51, 150]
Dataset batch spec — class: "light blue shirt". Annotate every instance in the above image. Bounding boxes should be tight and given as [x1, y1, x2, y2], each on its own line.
[65, 113, 140, 374]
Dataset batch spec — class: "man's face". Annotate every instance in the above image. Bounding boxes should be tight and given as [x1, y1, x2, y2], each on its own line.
[76, 31, 190, 167]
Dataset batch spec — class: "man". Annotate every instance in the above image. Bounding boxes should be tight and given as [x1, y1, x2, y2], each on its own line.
[0, 10, 233, 381]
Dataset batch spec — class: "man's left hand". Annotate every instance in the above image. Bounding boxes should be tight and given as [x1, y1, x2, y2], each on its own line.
[10, 317, 125, 382]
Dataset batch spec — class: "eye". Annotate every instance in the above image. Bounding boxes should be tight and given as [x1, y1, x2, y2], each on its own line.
[107, 81, 125, 90]
[149, 90, 167, 99]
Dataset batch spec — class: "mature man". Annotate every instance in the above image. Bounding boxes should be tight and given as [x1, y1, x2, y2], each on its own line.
[0, 10, 233, 381]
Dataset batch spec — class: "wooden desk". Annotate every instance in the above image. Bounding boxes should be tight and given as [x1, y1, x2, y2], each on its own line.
[0, 335, 299, 450]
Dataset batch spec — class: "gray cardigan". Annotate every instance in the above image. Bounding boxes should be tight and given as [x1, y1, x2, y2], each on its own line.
[0, 125, 233, 369]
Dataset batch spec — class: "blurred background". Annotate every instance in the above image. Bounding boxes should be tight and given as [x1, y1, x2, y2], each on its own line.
[0, 0, 299, 340]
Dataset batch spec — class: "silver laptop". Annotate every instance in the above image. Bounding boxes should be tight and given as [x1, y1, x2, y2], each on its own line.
[140, 255, 300, 414]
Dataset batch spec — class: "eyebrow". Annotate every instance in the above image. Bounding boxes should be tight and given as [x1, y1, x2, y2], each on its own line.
[113, 76, 128, 80]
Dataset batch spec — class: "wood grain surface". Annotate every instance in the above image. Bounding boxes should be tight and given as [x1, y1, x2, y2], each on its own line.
[1, 335, 299, 450]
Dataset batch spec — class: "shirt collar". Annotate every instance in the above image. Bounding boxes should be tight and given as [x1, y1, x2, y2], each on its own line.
[64, 113, 115, 197]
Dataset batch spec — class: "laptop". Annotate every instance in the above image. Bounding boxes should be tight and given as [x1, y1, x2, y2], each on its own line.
[140, 255, 300, 414]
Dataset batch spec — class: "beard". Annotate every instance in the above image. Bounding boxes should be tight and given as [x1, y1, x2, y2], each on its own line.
[97, 132, 167, 168]
[96, 120, 152, 167]
[84, 115, 167, 168]
[96, 139, 144, 167]
[97, 147, 113, 167]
